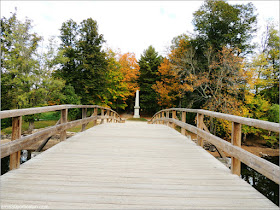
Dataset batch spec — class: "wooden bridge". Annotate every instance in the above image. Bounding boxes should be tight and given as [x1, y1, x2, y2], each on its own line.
[0, 105, 279, 209]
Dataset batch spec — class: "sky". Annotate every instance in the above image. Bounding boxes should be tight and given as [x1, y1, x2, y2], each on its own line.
[1, 1, 279, 59]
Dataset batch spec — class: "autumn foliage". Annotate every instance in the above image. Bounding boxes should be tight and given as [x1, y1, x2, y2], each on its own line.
[118, 53, 140, 97]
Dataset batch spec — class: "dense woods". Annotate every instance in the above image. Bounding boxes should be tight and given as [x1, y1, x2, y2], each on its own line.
[1, 0, 279, 147]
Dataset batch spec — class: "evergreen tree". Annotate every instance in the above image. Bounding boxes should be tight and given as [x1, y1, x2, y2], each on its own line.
[55, 18, 108, 105]
[138, 46, 162, 114]
[78, 18, 108, 104]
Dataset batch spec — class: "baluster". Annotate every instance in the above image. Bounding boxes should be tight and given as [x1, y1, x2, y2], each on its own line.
[60, 109, 68, 141]
[231, 122, 241, 176]
[172, 110, 176, 129]
[9, 116, 22, 170]
[81, 108, 87, 131]
[101, 109, 104, 124]
[197, 113, 204, 147]
[181, 111, 186, 135]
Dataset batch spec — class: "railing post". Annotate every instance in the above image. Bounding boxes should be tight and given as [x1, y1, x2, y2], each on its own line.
[172, 110, 176, 129]
[231, 122, 241, 176]
[166, 111, 170, 126]
[161, 112, 164, 124]
[9, 116, 22, 170]
[181, 111, 186, 135]
[81, 108, 87, 132]
[106, 110, 110, 123]
[93, 108, 98, 126]
[101, 109, 104, 124]
[197, 113, 204, 147]
[60, 109, 68, 141]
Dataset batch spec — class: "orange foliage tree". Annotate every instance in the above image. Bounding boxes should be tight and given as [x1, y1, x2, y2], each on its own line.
[118, 52, 140, 111]
[152, 58, 192, 108]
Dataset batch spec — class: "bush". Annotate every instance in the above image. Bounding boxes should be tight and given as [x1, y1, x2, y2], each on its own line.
[267, 104, 279, 123]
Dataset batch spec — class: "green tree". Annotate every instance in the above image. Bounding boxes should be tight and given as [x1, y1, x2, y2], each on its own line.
[193, 0, 257, 54]
[1, 11, 42, 110]
[259, 23, 279, 104]
[1, 12, 67, 130]
[138, 46, 163, 114]
[55, 18, 108, 105]
[103, 49, 130, 110]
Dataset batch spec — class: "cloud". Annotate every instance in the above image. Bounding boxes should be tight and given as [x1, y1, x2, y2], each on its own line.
[1, 1, 279, 59]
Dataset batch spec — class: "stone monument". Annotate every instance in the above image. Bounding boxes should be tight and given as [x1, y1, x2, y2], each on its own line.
[133, 90, 140, 118]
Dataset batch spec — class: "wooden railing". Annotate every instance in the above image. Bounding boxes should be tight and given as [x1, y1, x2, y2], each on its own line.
[149, 108, 280, 184]
[0, 105, 123, 170]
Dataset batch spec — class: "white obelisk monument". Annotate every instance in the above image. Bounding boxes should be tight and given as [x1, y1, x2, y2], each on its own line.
[133, 90, 140, 118]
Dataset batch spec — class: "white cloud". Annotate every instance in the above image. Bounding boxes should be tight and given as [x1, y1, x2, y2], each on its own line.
[1, 1, 279, 59]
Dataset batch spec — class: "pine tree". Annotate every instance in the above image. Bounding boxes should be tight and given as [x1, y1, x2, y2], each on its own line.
[138, 46, 163, 114]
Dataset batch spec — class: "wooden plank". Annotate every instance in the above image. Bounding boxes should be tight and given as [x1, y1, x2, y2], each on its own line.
[93, 107, 98, 126]
[9, 116, 22, 170]
[181, 111, 186, 135]
[153, 118, 280, 184]
[172, 110, 176, 129]
[231, 122, 241, 176]
[202, 122, 228, 162]
[1, 122, 278, 209]
[0, 105, 68, 119]
[151, 108, 279, 132]
[1, 116, 98, 158]
[35, 119, 61, 152]
[0, 105, 122, 123]
[60, 109, 68, 141]
[101, 109, 105, 124]
[81, 108, 87, 131]
[197, 113, 204, 147]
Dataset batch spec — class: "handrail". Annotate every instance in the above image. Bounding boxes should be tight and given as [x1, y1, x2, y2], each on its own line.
[149, 108, 280, 185]
[0, 105, 123, 170]
[151, 108, 280, 132]
[0, 105, 119, 119]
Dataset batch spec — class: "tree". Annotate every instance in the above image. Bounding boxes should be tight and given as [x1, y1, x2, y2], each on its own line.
[55, 18, 108, 105]
[259, 23, 279, 104]
[193, 0, 257, 55]
[118, 52, 140, 112]
[1, 11, 42, 110]
[138, 46, 163, 114]
[103, 49, 130, 110]
[77, 18, 108, 104]
[152, 58, 187, 108]
[1, 12, 67, 130]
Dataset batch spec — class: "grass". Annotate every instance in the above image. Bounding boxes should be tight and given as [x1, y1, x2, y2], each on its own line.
[126, 117, 148, 121]
[1, 113, 97, 135]
[1, 120, 58, 135]
[40, 111, 60, 121]
[67, 121, 96, 132]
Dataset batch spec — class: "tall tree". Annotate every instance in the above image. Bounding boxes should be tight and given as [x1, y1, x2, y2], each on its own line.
[193, 0, 257, 55]
[103, 49, 130, 110]
[1, 12, 66, 130]
[78, 18, 108, 104]
[118, 52, 140, 112]
[152, 58, 188, 108]
[55, 19, 79, 88]
[138, 46, 162, 114]
[1, 12, 42, 110]
[55, 18, 108, 105]
[259, 23, 280, 104]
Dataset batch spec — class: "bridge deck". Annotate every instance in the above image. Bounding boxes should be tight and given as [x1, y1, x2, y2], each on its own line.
[1, 122, 278, 209]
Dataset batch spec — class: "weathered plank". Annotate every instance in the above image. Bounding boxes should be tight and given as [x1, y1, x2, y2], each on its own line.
[9, 116, 22, 170]
[231, 122, 242, 175]
[0, 122, 278, 209]
[152, 108, 280, 133]
[153, 117, 280, 184]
